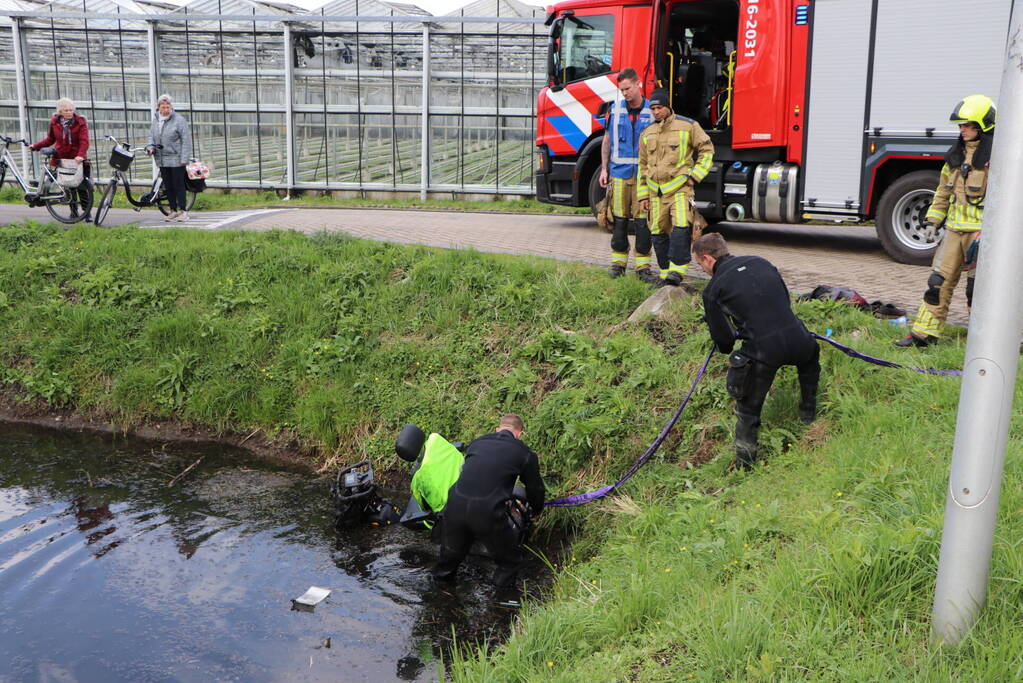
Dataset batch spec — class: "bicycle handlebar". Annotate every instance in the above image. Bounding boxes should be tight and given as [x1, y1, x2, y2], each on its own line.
[0, 135, 29, 146]
[105, 135, 159, 153]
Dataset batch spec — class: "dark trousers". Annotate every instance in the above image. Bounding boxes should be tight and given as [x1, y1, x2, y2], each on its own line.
[651, 226, 692, 271]
[726, 344, 820, 466]
[434, 497, 523, 587]
[669, 225, 693, 266]
[610, 218, 652, 259]
[160, 165, 188, 211]
[75, 163, 92, 217]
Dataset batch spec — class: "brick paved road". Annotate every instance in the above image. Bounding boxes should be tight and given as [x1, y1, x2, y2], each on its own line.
[0, 203, 968, 324]
[237, 207, 967, 325]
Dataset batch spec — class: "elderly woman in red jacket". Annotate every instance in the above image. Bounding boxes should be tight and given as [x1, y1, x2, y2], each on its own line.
[29, 97, 91, 221]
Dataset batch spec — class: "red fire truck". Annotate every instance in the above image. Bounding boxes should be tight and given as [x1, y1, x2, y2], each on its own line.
[534, 0, 1010, 264]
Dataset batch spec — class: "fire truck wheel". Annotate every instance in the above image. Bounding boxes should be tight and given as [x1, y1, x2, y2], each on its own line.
[875, 169, 941, 266]
[588, 169, 606, 222]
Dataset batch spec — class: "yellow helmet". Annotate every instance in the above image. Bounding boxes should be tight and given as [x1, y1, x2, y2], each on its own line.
[950, 94, 996, 132]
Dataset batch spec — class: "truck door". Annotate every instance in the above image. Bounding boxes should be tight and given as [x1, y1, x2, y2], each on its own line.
[801, 0, 872, 216]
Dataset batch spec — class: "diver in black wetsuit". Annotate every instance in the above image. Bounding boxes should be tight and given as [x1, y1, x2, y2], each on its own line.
[433, 414, 545, 587]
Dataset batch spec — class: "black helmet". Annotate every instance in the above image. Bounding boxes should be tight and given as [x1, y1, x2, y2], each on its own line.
[649, 88, 670, 108]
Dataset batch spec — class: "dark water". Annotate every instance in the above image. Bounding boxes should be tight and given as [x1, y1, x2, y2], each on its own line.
[0, 424, 549, 682]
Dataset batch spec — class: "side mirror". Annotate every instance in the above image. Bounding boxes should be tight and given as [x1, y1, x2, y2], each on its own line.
[596, 100, 613, 119]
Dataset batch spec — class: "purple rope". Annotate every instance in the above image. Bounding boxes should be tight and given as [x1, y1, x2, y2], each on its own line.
[544, 332, 958, 509]
[812, 333, 962, 377]
[545, 345, 717, 508]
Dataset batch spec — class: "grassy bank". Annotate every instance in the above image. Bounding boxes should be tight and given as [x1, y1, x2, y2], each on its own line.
[0, 185, 591, 215]
[450, 315, 1023, 679]
[0, 220, 685, 480]
[1, 220, 1019, 679]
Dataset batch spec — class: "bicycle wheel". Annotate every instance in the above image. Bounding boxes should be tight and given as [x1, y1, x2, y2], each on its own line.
[45, 178, 94, 224]
[156, 189, 196, 216]
[94, 179, 117, 226]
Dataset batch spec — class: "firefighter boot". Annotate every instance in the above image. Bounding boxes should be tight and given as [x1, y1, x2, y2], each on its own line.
[663, 271, 684, 287]
[651, 234, 671, 287]
[609, 217, 630, 278]
[894, 334, 937, 348]
[798, 397, 817, 425]
[636, 268, 661, 285]
[728, 440, 759, 472]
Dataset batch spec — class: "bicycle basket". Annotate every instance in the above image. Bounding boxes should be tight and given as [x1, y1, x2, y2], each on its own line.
[109, 145, 134, 171]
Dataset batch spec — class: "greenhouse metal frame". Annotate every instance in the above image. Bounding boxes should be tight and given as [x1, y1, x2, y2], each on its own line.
[0, 0, 547, 196]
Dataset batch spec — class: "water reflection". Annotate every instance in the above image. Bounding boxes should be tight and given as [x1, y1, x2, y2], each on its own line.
[0, 424, 556, 682]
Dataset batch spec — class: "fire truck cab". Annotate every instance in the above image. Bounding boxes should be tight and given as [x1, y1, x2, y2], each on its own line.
[534, 0, 1010, 264]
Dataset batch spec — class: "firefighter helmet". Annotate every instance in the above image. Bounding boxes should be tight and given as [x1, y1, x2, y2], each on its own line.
[949, 95, 996, 133]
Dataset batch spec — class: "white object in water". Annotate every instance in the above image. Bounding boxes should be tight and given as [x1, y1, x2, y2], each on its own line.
[292, 586, 331, 611]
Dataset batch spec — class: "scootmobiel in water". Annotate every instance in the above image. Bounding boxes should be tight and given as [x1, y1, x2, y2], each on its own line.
[331, 416, 544, 589]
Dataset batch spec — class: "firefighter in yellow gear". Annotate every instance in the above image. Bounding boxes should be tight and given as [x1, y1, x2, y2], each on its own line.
[896, 95, 995, 347]
[638, 88, 714, 286]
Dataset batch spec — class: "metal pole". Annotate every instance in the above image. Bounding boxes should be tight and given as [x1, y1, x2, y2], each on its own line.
[10, 19, 32, 175]
[283, 23, 296, 194]
[147, 21, 160, 182]
[931, 5, 1023, 646]
[420, 23, 430, 200]
[147, 22, 160, 114]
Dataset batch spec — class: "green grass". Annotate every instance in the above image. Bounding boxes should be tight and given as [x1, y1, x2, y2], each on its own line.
[0, 185, 591, 216]
[0, 219, 654, 473]
[0, 219, 1017, 679]
[448, 309, 1023, 680]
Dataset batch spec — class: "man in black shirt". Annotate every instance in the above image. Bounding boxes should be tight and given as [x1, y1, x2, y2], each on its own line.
[433, 414, 545, 587]
[693, 234, 820, 470]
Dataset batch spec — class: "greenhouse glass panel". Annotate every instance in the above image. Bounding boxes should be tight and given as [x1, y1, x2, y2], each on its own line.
[0, 107, 17, 140]
[324, 113, 361, 185]
[0, 30, 15, 103]
[294, 112, 328, 184]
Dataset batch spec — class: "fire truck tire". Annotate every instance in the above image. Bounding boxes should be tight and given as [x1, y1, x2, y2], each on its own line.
[875, 169, 941, 266]
[588, 170, 606, 222]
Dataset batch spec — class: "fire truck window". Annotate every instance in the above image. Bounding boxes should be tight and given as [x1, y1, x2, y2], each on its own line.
[551, 14, 615, 85]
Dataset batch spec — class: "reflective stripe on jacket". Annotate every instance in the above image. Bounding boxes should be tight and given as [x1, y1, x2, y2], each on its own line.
[926, 140, 987, 232]
[637, 113, 713, 199]
[608, 97, 654, 180]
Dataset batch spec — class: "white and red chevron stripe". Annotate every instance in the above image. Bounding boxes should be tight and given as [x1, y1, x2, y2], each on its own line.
[537, 74, 620, 156]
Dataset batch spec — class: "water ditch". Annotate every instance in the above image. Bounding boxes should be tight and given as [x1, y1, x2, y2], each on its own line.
[0, 423, 561, 681]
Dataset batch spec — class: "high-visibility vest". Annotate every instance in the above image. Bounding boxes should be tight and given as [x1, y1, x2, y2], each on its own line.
[608, 97, 654, 180]
[410, 433, 465, 514]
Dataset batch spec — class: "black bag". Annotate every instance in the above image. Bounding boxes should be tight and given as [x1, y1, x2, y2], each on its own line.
[185, 177, 207, 193]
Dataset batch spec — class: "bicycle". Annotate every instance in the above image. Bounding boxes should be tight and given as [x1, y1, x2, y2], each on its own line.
[0, 134, 94, 224]
[93, 135, 197, 227]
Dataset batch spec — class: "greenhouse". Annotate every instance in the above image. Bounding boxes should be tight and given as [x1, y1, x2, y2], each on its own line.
[0, 0, 547, 196]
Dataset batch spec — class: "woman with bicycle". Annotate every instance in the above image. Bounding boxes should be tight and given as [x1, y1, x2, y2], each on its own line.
[148, 94, 193, 222]
[29, 97, 91, 222]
